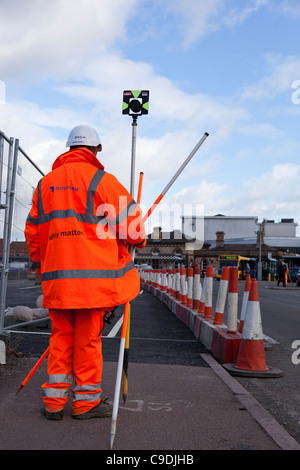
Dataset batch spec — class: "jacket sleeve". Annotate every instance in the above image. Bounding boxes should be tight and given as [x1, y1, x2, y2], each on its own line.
[24, 186, 41, 275]
[96, 173, 147, 248]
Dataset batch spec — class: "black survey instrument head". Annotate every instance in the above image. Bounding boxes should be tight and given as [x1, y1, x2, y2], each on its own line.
[122, 90, 149, 116]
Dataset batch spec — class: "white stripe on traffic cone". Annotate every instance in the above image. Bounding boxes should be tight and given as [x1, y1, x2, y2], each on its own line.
[239, 274, 251, 333]
[213, 266, 229, 325]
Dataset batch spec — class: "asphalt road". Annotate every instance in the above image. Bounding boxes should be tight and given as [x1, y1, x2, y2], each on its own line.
[1, 277, 299, 449]
[234, 281, 300, 444]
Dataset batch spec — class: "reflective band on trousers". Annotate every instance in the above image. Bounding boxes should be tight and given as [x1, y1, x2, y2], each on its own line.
[41, 260, 135, 282]
[48, 374, 73, 385]
[72, 382, 102, 403]
[43, 387, 70, 399]
[42, 374, 73, 398]
[73, 391, 101, 403]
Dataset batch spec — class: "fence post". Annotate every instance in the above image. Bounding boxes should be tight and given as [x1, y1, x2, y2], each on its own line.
[0, 135, 46, 341]
[0, 136, 15, 334]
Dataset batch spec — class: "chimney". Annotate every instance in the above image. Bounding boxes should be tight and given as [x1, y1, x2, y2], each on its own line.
[216, 231, 225, 247]
[152, 226, 162, 240]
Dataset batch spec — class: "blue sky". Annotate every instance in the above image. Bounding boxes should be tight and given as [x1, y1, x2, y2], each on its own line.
[1, 0, 300, 238]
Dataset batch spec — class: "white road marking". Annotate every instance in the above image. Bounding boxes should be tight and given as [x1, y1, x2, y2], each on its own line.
[104, 315, 124, 338]
[19, 286, 42, 290]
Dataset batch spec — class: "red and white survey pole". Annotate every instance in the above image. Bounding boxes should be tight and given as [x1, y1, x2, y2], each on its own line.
[142, 132, 209, 222]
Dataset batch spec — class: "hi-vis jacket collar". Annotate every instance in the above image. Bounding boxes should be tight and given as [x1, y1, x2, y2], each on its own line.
[52, 147, 104, 171]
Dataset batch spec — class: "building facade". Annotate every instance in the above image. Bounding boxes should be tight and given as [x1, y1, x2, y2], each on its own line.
[136, 219, 300, 276]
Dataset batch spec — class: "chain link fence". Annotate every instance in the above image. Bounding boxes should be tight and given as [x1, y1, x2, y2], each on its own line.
[0, 130, 44, 334]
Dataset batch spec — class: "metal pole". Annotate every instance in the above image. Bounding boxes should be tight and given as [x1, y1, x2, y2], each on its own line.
[110, 116, 140, 448]
[6, 139, 19, 263]
[122, 116, 138, 400]
[130, 116, 138, 196]
[0, 137, 4, 203]
[0, 137, 14, 333]
[122, 173, 144, 405]
[258, 222, 262, 281]
[110, 132, 209, 449]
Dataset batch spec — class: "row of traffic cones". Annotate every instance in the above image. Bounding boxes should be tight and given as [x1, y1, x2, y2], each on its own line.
[223, 275, 283, 377]
[139, 265, 283, 378]
[181, 265, 283, 378]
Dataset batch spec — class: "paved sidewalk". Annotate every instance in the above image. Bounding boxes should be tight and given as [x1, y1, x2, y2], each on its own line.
[1, 280, 299, 452]
[1, 351, 299, 451]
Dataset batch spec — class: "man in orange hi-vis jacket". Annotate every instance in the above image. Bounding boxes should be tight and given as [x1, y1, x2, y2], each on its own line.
[25, 125, 146, 420]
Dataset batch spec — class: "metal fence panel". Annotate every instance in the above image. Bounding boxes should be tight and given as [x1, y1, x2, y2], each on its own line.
[0, 131, 45, 334]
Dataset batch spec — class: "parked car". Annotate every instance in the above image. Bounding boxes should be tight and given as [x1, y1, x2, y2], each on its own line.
[296, 271, 300, 287]
[288, 267, 300, 282]
[139, 264, 153, 270]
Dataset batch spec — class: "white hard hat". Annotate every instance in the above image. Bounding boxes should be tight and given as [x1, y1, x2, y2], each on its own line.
[66, 124, 101, 147]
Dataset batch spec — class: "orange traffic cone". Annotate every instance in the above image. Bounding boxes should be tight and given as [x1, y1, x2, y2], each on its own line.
[223, 279, 283, 377]
[161, 269, 167, 291]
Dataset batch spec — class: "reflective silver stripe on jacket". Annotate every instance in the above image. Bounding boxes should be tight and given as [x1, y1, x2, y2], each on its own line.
[28, 208, 105, 225]
[27, 169, 106, 225]
[26, 168, 137, 229]
[41, 260, 135, 282]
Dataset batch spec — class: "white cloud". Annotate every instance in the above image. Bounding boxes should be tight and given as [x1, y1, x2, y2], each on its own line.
[164, 0, 223, 47]
[238, 122, 285, 139]
[163, 0, 270, 48]
[153, 162, 300, 229]
[240, 54, 300, 101]
[0, 0, 137, 81]
[0, 100, 84, 161]
[278, 0, 300, 19]
[223, 0, 270, 28]
[56, 52, 251, 139]
[233, 163, 300, 221]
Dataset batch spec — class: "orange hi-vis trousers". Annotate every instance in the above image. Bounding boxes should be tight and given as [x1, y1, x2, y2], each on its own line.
[42, 308, 107, 416]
